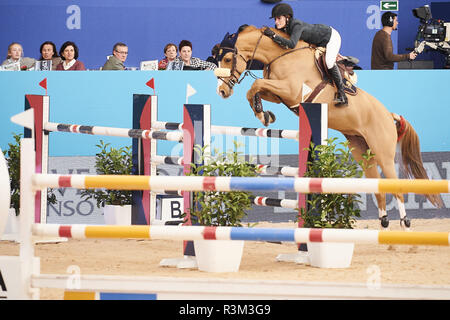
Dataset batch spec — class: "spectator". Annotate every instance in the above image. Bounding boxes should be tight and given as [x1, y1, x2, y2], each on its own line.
[158, 43, 178, 70]
[1, 42, 36, 70]
[206, 43, 220, 67]
[56, 41, 86, 71]
[172, 40, 216, 70]
[102, 42, 128, 70]
[371, 11, 417, 70]
[38, 41, 62, 70]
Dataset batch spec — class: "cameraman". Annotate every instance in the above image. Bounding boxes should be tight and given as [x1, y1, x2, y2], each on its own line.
[371, 11, 417, 69]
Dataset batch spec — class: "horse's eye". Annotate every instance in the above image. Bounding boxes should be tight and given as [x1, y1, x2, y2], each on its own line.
[224, 58, 232, 63]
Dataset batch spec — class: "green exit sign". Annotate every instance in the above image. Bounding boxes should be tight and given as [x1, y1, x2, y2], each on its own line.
[380, 1, 398, 11]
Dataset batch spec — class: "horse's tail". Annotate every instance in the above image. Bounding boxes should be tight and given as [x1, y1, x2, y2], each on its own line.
[394, 114, 444, 208]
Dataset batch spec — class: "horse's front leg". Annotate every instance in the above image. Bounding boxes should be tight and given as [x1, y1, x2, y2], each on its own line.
[246, 79, 295, 127]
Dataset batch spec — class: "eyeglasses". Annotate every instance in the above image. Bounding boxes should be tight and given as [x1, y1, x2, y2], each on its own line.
[115, 50, 128, 55]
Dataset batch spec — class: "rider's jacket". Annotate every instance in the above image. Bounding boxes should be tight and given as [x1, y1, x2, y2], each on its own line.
[273, 18, 332, 48]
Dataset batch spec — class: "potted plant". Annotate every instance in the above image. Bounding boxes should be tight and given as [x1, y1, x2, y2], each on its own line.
[299, 137, 373, 268]
[2, 133, 56, 239]
[80, 140, 133, 225]
[187, 142, 258, 272]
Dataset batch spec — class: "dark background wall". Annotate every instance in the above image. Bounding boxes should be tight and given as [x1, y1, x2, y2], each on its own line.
[1, 0, 449, 70]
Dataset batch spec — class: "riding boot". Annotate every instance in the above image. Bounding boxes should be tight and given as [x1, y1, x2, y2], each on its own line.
[328, 65, 348, 106]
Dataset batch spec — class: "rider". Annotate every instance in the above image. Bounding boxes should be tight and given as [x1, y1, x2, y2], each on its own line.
[263, 3, 348, 106]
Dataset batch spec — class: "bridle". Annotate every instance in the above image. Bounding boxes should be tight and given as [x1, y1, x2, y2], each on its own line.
[217, 32, 264, 90]
[217, 29, 311, 90]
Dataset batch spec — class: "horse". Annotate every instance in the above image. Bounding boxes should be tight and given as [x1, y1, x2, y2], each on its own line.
[214, 25, 443, 230]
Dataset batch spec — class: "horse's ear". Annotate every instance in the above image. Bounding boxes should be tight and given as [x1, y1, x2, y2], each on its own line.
[222, 32, 231, 41]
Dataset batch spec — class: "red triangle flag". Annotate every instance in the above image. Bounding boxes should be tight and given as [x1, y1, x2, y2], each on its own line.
[39, 78, 47, 90]
[39, 78, 48, 95]
[146, 78, 154, 89]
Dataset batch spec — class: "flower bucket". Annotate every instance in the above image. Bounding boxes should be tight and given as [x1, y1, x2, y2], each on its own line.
[194, 240, 245, 272]
[307, 242, 354, 268]
[103, 205, 132, 225]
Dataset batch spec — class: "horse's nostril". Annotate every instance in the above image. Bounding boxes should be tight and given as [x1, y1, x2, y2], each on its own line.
[220, 90, 226, 97]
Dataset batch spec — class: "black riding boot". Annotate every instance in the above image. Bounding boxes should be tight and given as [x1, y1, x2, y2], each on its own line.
[329, 65, 348, 106]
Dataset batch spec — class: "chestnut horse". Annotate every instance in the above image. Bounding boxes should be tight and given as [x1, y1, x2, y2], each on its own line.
[215, 25, 442, 229]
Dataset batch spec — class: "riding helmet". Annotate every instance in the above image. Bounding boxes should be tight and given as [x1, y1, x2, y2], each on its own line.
[270, 3, 294, 19]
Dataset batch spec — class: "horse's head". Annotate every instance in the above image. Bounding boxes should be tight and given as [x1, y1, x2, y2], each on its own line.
[214, 30, 251, 98]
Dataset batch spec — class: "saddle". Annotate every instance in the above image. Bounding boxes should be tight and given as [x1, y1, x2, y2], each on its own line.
[304, 47, 358, 103]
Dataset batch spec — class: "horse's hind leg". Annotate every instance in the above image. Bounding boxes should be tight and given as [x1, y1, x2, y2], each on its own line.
[379, 163, 411, 230]
[364, 135, 411, 230]
[346, 135, 389, 229]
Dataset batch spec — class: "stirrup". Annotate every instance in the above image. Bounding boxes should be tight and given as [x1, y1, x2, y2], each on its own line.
[334, 92, 348, 106]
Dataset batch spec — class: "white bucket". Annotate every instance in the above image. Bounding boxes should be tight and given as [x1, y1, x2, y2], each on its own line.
[194, 240, 244, 272]
[307, 242, 354, 268]
[103, 205, 132, 225]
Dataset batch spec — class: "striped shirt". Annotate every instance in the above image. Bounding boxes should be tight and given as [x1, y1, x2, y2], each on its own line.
[173, 57, 216, 70]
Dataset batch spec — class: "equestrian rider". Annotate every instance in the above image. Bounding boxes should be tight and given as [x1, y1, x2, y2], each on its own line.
[263, 3, 348, 106]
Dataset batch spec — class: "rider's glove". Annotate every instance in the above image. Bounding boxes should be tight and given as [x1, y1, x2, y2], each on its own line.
[263, 27, 275, 39]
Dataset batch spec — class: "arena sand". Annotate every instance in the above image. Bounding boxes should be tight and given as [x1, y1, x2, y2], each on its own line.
[0, 218, 449, 300]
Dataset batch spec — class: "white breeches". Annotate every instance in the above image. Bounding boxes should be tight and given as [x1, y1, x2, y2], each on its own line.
[325, 27, 341, 69]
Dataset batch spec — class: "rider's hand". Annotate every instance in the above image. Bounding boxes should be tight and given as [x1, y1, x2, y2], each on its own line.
[409, 51, 417, 60]
[263, 27, 275, 39]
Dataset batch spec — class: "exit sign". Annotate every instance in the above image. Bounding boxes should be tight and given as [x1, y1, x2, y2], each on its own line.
[380, 1, 398, 11]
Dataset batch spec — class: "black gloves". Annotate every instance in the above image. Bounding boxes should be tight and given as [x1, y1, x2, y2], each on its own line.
[263, 27, 275, 39]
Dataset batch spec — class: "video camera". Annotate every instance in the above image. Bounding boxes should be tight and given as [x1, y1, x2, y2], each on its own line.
[413, 5, 450, 68]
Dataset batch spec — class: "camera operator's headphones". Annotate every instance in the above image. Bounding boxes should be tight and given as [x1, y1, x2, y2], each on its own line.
[382, 11, 396, 27]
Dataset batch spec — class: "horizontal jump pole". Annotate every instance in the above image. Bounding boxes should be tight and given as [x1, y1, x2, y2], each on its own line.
[149, 192, 297, 209]
[250, 196, 298, 209]
[153, 121, 298, 140]
[44, 122, 183, 142]
[31, 174, 450, 194]
[31, 224, 450, 246]
[152, 156, 299, 177]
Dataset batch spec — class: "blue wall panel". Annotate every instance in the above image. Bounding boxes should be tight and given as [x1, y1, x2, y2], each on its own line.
[0, 0, 429, 71]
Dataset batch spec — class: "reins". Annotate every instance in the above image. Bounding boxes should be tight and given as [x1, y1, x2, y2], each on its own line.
[219, 29, 312, 88]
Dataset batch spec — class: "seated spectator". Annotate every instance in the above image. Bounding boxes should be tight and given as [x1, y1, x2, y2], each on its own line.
[206, 43, 220, 67]
[171, 40, 216, 70]
[1, 42, 36, 70]
[38, 41, 62, 70]
[158, 43, 178, 70]
[56, 41, 86, 71]
[102, 42, 128, 70]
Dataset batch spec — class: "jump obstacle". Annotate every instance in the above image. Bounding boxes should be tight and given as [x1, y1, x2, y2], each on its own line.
[15, 93, 313, 267]
[1, 137, 450, 299]
[3, 89, 450, 299]
[18, 94, 311, 226]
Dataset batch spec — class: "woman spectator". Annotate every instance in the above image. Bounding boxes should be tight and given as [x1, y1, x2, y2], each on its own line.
[56, 41, 86, 70]
[158, 43, 178, 70]
[172, 40, 216, 70]
[1, 42, 36, 70]
[38, 41, 62, 70]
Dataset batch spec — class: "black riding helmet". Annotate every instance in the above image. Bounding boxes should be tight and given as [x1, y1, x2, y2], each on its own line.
[270, 3, 293, 19]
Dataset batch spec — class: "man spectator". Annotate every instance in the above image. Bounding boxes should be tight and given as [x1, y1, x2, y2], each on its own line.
[371, 11, 417, 69]
[102, 42, 128, 70]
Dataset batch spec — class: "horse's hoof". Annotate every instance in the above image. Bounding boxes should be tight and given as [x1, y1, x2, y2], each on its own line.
[253, 93, 263, 113]
[263, 111, 276, 127]
[400, 216, 411, 229]
[379, 215, 389, 229]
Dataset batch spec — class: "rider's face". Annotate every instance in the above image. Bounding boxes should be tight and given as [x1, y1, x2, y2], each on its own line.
[275, 16, 287, 29]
